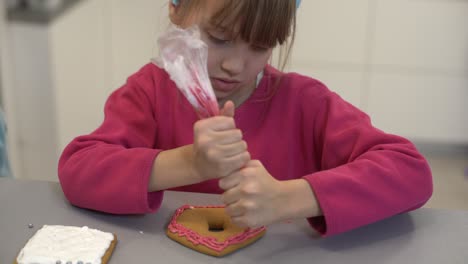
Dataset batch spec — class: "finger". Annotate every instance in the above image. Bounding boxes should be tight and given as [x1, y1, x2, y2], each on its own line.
[195, 116, 235, 132]
[218, 171, 242, 190]
[223, 152, 250, 175]
[214, 129, 243, 145]
[220, 100, 235, 118]
[225, 202, 245, 217]
[217, 141, 248, 158]
[222, 186, 242, 205]
[230, 216, 248, 228]
[246, 159, 262, 168]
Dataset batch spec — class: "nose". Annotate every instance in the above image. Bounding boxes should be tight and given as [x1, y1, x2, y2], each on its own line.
[220, 47, 245, 77]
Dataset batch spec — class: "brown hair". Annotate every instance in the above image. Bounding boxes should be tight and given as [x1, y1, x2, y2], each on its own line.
[172, 0, 297, 71]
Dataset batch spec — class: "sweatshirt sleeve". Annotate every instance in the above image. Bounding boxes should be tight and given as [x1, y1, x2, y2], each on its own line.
[58, 67, 164, 214]
[302, 87, 433, 236]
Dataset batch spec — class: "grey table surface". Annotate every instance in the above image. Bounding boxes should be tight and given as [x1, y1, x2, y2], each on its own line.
[1, 178, 467, 264]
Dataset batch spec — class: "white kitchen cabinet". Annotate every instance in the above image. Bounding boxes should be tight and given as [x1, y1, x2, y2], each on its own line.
[5, 0, 164, 181]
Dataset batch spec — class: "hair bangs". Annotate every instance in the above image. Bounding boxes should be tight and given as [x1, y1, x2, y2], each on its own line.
[210, 0, 296, 48]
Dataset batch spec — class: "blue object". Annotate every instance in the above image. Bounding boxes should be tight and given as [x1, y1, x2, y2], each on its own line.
[0, 110, 12, 177]
[296, 0, 301, 8]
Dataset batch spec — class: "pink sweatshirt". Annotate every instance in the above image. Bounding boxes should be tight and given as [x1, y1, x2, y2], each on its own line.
[58, 63, 433, 236]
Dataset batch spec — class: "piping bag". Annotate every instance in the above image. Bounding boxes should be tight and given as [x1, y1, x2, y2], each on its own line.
[153, 24, 219, 119]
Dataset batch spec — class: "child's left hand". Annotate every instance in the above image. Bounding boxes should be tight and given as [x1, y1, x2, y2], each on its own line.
[219, 160, 285, 228]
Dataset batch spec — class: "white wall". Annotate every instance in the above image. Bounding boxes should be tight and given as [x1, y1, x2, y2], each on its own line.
[367, 0, 468, 143]
[51, 0, 166, 151]
[291, 0, 468, 143]
[7, 23, 58, 181]
[50, 0, 110, 151]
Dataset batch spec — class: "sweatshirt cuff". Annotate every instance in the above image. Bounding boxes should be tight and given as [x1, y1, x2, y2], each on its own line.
[303, 171, 339, 237]
[139, 148, 164, 213]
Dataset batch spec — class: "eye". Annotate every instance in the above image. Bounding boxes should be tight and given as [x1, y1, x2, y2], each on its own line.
[208, 34, 230, 45]
[251, 45, 269, 52]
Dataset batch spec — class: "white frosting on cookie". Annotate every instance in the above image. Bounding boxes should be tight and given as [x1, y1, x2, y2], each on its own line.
[16, 225, 114, 264]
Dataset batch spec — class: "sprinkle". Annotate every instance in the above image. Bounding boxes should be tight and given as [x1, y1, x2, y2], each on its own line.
[139, 230, 144, 234]
[28, 224, 34, 228]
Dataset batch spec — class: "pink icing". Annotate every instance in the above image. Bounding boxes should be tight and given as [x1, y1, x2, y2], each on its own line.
[168, 205, 266, 252]
[188, 69, 219, 119]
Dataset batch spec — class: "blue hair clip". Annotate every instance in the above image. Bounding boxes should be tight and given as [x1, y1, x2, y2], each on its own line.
[172, 0, 179, 5]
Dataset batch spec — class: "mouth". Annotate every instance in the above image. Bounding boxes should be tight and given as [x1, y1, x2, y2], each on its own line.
[210, 77, 241, 92]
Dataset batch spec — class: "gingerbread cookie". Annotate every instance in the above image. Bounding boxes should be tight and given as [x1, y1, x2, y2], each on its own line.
[166, 205, 266, 257]
[15, 225, 117, 264]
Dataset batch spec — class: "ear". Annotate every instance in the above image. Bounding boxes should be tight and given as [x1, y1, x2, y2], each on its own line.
[169, 0, 181, 25]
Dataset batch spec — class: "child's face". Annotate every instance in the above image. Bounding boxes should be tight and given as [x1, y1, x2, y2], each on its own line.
[172, 0, 273, 106]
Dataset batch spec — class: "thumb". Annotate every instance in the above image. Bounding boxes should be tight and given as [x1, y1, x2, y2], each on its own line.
[220, 100, 235, 118]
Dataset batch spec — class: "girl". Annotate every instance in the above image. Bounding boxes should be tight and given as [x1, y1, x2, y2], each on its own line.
[58, 0, 432, 236]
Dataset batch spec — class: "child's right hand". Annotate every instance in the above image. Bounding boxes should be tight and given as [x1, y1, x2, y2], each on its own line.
[191, 101, 250, 182]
